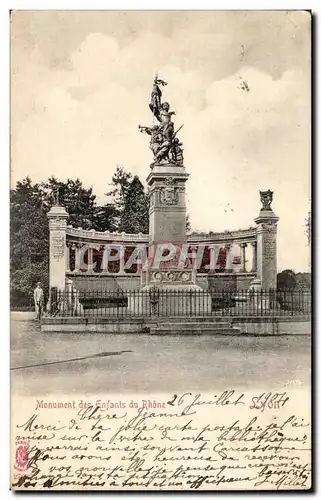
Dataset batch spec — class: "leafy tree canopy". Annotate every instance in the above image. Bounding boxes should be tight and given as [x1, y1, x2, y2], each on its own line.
[277, 269, 311, 291]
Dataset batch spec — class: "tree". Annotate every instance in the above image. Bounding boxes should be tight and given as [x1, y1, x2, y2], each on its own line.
[42, 177, 117, 232]
[41, 177, 97, 230]
[105, 166, 151, 233]
[277, 269, 297, 290]
[106, 166, 133, 227]
[92, 204, 117, 232]
[120, 176, 149, 234]
[10, 178, 49, 304]
[295, 272, 311, 290]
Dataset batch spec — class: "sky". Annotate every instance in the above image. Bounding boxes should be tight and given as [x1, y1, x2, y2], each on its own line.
[10, 10, 311, 271]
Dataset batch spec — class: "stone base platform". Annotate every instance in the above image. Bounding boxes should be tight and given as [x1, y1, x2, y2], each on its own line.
[41, 315, 239, 334]
[40, 315, 310, 334]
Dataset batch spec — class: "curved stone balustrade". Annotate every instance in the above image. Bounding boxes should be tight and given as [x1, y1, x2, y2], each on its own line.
[188, 227, 257, 243]
[64, 225, 258, 277]
[66, 225, 257, 245]
[66, 226, 148, 242]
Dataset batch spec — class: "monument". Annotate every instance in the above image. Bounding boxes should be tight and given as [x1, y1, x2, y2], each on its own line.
[131, 75, 212, 314]
[44, 78, 280, 329]
[47, 194, 68, 293]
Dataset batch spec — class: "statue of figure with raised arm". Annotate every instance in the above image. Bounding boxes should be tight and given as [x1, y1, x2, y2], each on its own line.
[149, 74, 167, 121]
[139, 75, 184, 167]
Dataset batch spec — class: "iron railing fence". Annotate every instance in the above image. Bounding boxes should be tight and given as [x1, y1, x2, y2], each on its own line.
[49, 288, 311, 318]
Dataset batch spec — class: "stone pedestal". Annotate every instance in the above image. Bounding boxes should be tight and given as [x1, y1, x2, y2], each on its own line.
[147, 163, 189, 249]
[147, 162, 205, 290]
[127, 285, 212, 316]
[129, 162, 212, 315]
[254, 209, 279, 290]
[132, 266, 212, 315]
[48, 205, 68, 292]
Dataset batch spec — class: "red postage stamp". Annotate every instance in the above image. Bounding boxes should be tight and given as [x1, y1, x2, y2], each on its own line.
[14, 440, 29, 473]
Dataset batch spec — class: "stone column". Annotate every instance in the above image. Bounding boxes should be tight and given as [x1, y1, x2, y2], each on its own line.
[119, 246, 125, 274]
[47, 204, 68, 292]
[74, 244, 81, 272]
[225, 243, 232, 272]
[207, 244, 218, 273]
[189, 245, 198, 269]
[240, 243, 247, 272]
[65, 242, 71, 272]
[136, 247, 145, 274]
[102, 245, 109, 272]
[87, 247, 93, 273]
[254, 191, 279, 289]
[251, 241, 257, 273]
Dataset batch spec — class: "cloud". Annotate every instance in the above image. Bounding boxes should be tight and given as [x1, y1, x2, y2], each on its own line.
[10, 11, 310, 271]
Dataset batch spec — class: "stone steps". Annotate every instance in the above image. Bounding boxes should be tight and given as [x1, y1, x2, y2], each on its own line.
[147, 316, 232, 323]
[149, 322, 241, 335]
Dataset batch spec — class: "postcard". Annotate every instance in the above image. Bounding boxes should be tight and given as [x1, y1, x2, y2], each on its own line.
[10, 10, 311, 491]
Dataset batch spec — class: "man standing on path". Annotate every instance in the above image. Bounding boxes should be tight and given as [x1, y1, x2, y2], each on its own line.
[34, 282, 44, 320]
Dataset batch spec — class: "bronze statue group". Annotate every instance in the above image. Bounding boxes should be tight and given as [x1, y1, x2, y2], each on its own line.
[139, 75, 184, 167]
